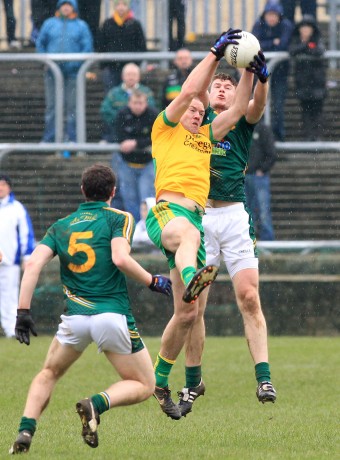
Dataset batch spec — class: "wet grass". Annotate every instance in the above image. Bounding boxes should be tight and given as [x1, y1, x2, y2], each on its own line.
[1, 336, 339, 459]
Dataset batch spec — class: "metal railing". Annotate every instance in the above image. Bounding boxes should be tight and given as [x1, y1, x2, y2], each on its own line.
[257, 240, 340, 255]
[1, 50, 340, 160]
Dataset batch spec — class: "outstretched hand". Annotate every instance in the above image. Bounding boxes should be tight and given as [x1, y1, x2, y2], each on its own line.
[149, 275, 172, 296]
[15, 309, 38, 346]
[246, 50, 270, 84]
[211, 28, 242, 61]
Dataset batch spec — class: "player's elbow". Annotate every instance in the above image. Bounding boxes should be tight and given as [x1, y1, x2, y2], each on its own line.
[112, 253, 130, 271]
[240, 99, 250, 116]
[23, 256, 45, 276]
[181, 81, 199, 100]
[232, 106, 247, 124]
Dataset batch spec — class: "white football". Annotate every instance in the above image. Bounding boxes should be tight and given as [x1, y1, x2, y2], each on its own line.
[224, 31, 261, 69]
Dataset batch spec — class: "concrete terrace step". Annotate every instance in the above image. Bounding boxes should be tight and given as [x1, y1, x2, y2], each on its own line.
[1, 149, 339, 241]
[1, 57, 340, 142]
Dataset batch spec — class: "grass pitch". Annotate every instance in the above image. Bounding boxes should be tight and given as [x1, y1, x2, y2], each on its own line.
[1, 336, 339, 459]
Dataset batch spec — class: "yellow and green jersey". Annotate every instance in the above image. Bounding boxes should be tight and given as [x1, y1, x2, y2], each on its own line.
[40, 202, 135, 316]
[151, 110, 216, 209]
[203, 107, 255, 203]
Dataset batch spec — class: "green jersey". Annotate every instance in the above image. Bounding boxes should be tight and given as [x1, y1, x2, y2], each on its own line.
[41, 202, 135, 316]
[203, 107, 255, 202]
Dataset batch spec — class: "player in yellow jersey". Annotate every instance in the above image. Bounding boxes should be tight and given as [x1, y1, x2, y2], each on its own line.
[9, 164, 172, 454]
[146, 29, 256, 419]
[178, 53, 277, 418]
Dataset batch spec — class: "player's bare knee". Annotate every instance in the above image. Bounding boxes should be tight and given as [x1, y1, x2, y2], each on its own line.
[135, 375, 155, 400]
[238, 289, 261, 316]
[145, 380, 156, 399]
[39, 367, 62, 383]
[186, 227, 200, 247]
[176, 305, 198, 326]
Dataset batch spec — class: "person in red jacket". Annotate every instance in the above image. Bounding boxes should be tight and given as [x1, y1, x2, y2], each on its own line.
[98, 0, 147, 94]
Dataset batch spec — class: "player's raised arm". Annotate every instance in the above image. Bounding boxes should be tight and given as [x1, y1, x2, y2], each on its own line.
[211, 69, 254, 140]
[165, 29, 242, 124]
[246, 50, 270, 124]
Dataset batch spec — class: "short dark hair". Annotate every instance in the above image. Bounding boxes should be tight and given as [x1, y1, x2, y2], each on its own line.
[81, 164, 116, 201]
[0, 174, 12, 187]
[211, 73, 238, 87]
[129, 89, 148, 100]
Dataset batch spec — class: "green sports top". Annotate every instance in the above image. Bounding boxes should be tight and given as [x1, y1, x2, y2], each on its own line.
[203, 107, 255, 203]
[40, 202, 135, 316]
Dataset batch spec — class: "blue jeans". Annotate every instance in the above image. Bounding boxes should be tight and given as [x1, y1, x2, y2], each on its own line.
[283, 0, 317, 23]
[245, 174, 275, 241]
[3, 0, 16, 43]
[101, 66, 122, 95]
[110, 151, 125, 211]
[42, 72, 76, 142]
[116, 154, 155, 221]
[270, 62, 289, 141]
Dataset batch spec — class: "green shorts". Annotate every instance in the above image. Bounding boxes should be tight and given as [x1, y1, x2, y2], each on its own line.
[145, 201, 206, 270]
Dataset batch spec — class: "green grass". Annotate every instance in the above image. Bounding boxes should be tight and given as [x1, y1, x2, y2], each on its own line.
[1, 336, 340, 459]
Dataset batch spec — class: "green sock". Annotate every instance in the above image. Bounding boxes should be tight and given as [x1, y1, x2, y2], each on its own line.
[154, 353, 175, 388]
[18, 417, 36, 436]
[255, 362, 271, 383]
[91, 392, 110, 415]
[185, 365, 202, 388]
[181, 266, 196, 286]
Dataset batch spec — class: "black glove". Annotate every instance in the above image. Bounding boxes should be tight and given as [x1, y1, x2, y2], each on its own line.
[211, 28, 242, 61]
[149, 275, 172, 296]
[15, 309, 38, 346]
[246, 50, 270, 84]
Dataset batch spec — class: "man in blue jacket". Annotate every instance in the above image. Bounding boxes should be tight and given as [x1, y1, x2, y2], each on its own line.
[252, 0, 293, 141]
[36, 0, 93, 145]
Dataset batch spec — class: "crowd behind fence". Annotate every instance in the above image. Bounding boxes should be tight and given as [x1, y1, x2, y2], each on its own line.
[0, 0, 340, 159]
[0, 0, 336, 52]
[1, 50, 340, 161]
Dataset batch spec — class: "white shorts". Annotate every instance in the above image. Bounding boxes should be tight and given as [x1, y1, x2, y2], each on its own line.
[203, 203, 258, 279]
[56, 313, 143, 354]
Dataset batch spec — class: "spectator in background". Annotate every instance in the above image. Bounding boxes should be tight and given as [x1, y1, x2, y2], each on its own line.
[100, 62, 156, 142]
[2, 0, 20, 49]
[252, 0, 294, 141]
[36, 0, 93, 145]
[30, 0, 56, 45]
[100, 63, 156, 211]
[289, 15, 327, 141]
[98, 0, 147, 94]
[281, 0, 317, 24]
[169, 0, 186, 51]
[115, 90, 158, 221]
[0, 174, 35, 338]
[133, 197, 157, 249]
[245, 120, 276, 241]
[78, 0, 102, 49]
[161, 47, 193, 108]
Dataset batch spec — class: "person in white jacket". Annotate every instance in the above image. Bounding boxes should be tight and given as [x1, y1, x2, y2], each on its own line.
[0, 174, 35, 337]
[132, 197, 156, 249]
